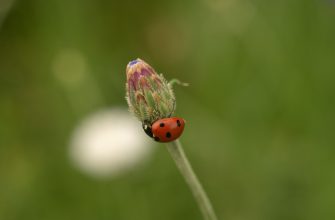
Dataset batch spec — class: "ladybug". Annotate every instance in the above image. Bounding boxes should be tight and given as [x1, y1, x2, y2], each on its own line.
[142, 117, 185, 143]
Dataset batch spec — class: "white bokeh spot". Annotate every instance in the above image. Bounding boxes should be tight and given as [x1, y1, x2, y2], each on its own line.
[69, 108, 154, 178]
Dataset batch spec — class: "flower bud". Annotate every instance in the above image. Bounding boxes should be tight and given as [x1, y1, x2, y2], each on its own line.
[125, 59, 176, 125]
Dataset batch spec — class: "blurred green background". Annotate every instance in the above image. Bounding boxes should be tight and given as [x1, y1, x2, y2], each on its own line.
[1, 0, 335, 219]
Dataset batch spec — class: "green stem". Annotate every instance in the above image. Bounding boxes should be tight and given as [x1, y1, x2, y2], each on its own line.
[166, 140, 218, 220]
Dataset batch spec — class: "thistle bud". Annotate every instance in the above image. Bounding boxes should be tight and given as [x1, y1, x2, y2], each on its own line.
[125, 59, 176, 125]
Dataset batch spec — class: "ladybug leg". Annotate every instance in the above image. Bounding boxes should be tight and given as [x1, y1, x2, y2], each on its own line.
[153, 136, 161, 142]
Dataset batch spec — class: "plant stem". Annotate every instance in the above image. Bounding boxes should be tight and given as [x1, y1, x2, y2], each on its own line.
[166, 140, 218, 220]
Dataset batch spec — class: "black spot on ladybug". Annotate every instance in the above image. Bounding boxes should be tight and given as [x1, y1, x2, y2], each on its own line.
[166, 132, 172, 138]
[176, 120, 181, 127]
[160, 123, 165, 127]
[154, 136, 160, 142]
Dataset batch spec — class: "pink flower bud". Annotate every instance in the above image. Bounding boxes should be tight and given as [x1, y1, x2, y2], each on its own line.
[125, 59, 176, 125]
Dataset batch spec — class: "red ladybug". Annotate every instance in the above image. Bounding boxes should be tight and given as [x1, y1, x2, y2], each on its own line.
[151, 117, 185, 143]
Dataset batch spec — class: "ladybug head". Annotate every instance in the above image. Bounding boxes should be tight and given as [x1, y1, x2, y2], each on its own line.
[142, 121, 153, 138]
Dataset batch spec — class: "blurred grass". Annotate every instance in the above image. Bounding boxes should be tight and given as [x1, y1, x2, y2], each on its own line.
[1, 0, 335, 219]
